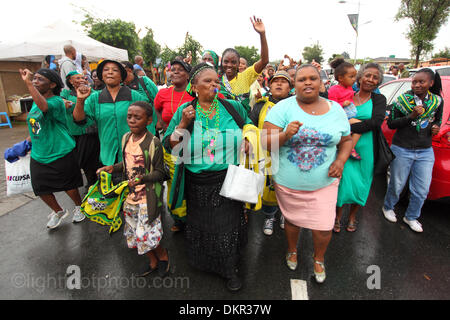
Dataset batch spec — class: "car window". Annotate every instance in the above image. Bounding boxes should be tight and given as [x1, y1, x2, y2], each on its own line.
[437, 68, 450, 76]
[320, 70, 328, 81]
[379, 82, 404, 104]
[390, 81, 412, 104]
[381, 75, 396, 84]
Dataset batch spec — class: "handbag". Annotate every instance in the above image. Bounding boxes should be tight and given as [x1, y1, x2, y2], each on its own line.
[374, 128, 395, 175]
[5, 153, 33, 196]
[220, 154, 265, 204]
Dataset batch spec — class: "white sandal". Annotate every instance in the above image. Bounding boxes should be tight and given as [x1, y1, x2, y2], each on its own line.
[286, 252, 298, 271]
[313, 257, 326, 283]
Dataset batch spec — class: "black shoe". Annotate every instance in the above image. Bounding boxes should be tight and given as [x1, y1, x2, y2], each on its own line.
[157, 250, 170, 278]
[226, 275, 242, 292]
[135, 264, 157, 277]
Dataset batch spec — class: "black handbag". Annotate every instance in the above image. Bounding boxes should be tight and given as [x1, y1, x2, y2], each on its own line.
[374, 128, 395, 175]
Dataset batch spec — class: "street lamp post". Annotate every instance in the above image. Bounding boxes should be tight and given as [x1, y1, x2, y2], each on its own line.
[339, 0, 360, 64]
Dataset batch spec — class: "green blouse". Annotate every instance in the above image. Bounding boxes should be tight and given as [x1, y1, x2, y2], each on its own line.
[163, 99, 252, 173]
[27, 96, 75, 164]
[81, 86, 152, 165]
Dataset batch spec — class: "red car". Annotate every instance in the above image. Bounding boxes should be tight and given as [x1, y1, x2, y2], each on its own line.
[379, 76, 450, 200]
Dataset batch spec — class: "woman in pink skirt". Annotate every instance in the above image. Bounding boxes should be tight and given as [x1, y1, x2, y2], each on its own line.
[263, 64, 353, 283]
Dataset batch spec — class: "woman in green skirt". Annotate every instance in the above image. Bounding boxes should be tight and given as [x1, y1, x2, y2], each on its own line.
[335, 63, 387, 232]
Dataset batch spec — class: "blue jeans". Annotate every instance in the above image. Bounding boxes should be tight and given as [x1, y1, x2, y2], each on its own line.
[383, 145, 434, 221]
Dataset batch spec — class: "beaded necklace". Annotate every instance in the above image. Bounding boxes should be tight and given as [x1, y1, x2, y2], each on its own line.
[196, 98, 220, 162]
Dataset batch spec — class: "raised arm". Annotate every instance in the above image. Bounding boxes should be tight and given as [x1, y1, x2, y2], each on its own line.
[73, 85, 91, 122]
[251, 16, 269, 74]
[19, 69, 49, 113]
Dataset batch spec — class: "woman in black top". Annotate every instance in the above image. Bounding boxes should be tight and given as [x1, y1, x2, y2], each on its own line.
[382, 68, 443, 233]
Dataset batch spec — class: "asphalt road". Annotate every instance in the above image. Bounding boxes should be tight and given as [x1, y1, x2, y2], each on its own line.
[0, 170, 448, 301]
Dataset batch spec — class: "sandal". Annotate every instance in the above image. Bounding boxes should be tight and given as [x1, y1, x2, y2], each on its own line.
[286, 251, 298, 271]
[347, 220, 357, 232]
[333, 218, 341, 233]
[312, 255, 326, 283]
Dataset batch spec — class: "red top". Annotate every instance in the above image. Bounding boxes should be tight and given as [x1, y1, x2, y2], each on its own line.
[154, 87, 194, 127]
[327, 84, 355, 107]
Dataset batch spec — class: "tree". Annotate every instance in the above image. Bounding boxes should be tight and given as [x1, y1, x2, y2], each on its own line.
[234, 46, 261, 66]
[302, 43, 324, 64]
[433, 47, 450, 59]
[396, 0, 450, 67]
[159, 46, 178, 66]
[141, 28, 161, 65]
[178, 32, 203, 65]
[81, 13, 140, 59]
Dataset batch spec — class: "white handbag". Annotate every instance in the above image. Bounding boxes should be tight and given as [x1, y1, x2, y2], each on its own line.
[220, 155, 265, 204]
[5, 154, 33, 196]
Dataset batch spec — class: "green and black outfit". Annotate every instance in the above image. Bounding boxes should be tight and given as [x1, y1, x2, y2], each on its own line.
[76, 86, 150, 166]
[27, 95, 83, 195]
[61, 88, 101, 187]
[163, 98, 252, 279]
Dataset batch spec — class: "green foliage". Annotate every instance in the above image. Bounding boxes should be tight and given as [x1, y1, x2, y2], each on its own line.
[234, 46, 261, 66]
[302, 43, 324, 64]
[81, 14, 140, 59]
[178, 32, 203, 65]
[433, 47, 450, 59]
[159, 46, 178, 66]
[396, 0, 450, 67]
[141, 28, 161, 65]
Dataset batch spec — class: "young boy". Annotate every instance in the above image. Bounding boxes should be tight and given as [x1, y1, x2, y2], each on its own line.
[97, 101, 169, 277]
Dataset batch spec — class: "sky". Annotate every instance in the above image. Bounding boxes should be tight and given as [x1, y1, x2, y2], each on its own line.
[2, 0, 449, 66]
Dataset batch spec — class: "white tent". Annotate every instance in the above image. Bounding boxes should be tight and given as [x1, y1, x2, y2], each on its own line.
[0, 20, 128, 62]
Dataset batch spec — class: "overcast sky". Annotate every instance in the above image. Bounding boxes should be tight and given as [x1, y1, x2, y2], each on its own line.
[3, 0, 449, 65]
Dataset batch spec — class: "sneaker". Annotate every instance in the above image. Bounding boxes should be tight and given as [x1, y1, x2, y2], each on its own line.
[280, 215, 285, 230]
[263, 217, 275, 236]
[382, 207, 397, 223]
[72, 206, 85, 223]
[350, 148, 362, 160]
[47, 209, 69, 229]
[403, 218, 423, 233]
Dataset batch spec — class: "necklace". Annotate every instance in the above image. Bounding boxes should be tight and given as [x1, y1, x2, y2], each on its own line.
[171, 86, 186, 115]
[196, 99, 220, 162]
[356, 92, 370, 105]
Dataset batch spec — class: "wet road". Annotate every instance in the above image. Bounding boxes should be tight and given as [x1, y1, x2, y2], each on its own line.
[0, 174, 448, 300]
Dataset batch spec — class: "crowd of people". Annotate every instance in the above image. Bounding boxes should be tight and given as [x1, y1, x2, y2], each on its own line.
[18, 16, 444, 292]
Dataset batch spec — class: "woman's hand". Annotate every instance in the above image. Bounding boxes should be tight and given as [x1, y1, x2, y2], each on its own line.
[76, 85, 91, 101]
[179, 105, 196, 129]
[431, 124, 440, 136]
[328, 159, 345, 178]
[250, 16, 265, 35]
[409, 105, 424, 119]
[19, 69, 33, 84]
[96, 165, 113, 175]
[348, 118, 362, 124]
[285, 121, 302, 140]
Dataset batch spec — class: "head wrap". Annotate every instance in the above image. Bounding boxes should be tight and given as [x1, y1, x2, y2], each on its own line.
[202, 50, 219, 70]
[186, 62, 216, 97]
[96, 59, 127, 82]
[36, 68, 64, 95]
[65, 70, 83, 90]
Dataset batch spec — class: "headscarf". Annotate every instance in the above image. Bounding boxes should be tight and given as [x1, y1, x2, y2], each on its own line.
[186, 62, 216, 97]
[36, 68, 64, 95]
[202, 50, 219, 71]
[65, 70, 83, 90]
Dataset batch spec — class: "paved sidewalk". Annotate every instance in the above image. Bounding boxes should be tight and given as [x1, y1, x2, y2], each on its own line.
[0, 124, 37, 217]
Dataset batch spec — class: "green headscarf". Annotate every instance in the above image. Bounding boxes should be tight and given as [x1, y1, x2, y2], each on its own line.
[202, 50, 219, 70]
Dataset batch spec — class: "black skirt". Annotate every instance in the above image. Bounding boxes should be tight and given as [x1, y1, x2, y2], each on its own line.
[184, 169, 248, 279]
[30, 150, 83, 196]
[74, 133, 101, 171]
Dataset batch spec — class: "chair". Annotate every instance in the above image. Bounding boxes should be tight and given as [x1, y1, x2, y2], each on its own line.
[0, 112, 12, 128]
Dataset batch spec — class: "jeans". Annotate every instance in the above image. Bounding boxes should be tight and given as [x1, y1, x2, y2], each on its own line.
[262, 205, 278, 218]
[383, 145, 434, 221]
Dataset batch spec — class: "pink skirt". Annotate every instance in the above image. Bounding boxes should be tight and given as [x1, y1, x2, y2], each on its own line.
[274, 179, 339, 231]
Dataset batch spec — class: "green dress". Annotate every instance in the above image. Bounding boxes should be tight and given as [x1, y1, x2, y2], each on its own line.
[336, 99, 374, 207]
